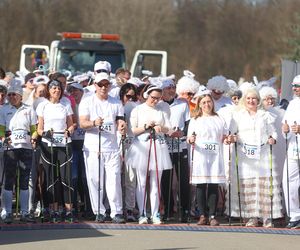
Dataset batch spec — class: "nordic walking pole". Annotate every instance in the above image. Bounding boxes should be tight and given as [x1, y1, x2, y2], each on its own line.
[142, 129, 152, 217]
[177, 127, 182, 222]
[269, 136, 274, 227]
[16, 166, 20, 218]
[49, 129, 55, 209]
[121, 134, 126, 217]
[293, 121, 300, 207]
[97, 125, 102, 220]
[234, 133, 243, 226]
[188, 131, 196, 224]
[152, 128, 162, 218]
[167, 135, 174, 220]
[65, 133, 72, 222]
[284, 120, 290, 218]
[228, 131, 232, 226]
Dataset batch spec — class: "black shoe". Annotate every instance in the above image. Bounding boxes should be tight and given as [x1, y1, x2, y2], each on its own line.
[4, 213, 13, 224]
[95, 214, 105, 223]
[112, 214, 125, 224]
[20, 213, 36, 223]
[126, 210, 137, 222]
[181, 211, 189, 223]
[104, 213, 112, 222]
[50, 212, 61, 223]
[64, 212, 74, 223]
[286, 220, 300, 229]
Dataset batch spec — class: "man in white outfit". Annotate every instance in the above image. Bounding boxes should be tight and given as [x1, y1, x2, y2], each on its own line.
[282, 75, 300, 229]
[79, 73, 126, 223]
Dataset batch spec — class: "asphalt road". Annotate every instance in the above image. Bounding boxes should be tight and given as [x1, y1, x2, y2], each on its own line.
[0, 228, 299, 250]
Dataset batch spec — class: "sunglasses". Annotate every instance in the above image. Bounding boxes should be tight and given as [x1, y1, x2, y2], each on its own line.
[96, 82, 110, 88]
[125, 94, 135, 99]
[7, 93, 17, 97]
[95, 69, 109, 74]
[187, 92, 194, 96]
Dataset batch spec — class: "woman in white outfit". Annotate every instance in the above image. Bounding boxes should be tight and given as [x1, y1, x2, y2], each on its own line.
[229, 88, 282, 227]
[126, 84, 172, 225]
[282, 75, 300, 229]
[187, 93, 228, 226]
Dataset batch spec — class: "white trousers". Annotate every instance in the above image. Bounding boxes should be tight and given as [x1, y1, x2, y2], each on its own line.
[84, 150, 123, 217]
[136, 167, 162, 218]
[282, 158, 300, 221]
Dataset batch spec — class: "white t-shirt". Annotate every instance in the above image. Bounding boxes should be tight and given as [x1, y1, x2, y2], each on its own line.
[79, 95, 124, 152]
[0, 103, 37, 149]
[36, 99, 73, 132]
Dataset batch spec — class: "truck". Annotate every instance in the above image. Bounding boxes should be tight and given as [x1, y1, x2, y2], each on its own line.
[19, 32, 167, 78]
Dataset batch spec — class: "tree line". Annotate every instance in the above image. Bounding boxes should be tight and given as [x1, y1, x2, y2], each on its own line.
[0, 0, 300, 85]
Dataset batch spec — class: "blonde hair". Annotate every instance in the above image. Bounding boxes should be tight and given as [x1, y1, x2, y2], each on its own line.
[191, 94, 218, 119]
[238, 88, 261, 111]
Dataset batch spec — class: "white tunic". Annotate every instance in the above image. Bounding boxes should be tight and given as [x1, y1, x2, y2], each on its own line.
[126, 103, 172, 171]
[188, 115, 227, 184]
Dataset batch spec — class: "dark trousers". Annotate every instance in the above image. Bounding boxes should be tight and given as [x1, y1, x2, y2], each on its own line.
[196, 183, 219, 217]
[161, 149, 190, 217]
[4, 148, 32, 191]
[40, 141, 72, 208]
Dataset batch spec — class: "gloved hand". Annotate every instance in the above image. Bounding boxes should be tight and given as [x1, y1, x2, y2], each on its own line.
[43, 130, 53, 139]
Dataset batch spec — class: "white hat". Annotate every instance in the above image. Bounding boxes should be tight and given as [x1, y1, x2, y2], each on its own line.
[127, 77, 144, 86]
[259, 86, 278, 100]
[143, 84, 162, 99]
[8, 79, 23, 96]
[148, 77, 163, 88]
[33, 75, 49, 85]
[69, 82, 83, 91]
[94, 73, 110, 83]
[239, 81, 256, 95]
[256, 77, 277, 90]
[176, 70, 200, 95]
[94, 61, 111, 74]
[207, 75, 229, 93]
[193, 85, 211, 98]
[161, 77, 175, 89]
[292, 75, 300, 85]
[73, 73, 89, 83]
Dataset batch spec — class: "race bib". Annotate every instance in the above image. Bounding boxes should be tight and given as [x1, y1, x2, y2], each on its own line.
[242, 143, 261, 159]
[72, 128, 85, 140]
[48, 133, 66, 147]
[101, 121, 115, 135]
[199, 142, 219, 154]
[166, 138, 182, 153]
[11, 130, 30, 144]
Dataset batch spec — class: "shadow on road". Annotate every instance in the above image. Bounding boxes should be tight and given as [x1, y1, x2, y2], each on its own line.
[0, 226, 110, 245]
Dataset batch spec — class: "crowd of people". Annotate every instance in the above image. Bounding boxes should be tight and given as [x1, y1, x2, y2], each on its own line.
[0, 62, 299, 229]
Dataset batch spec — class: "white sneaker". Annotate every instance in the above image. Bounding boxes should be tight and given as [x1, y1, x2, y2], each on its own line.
[138, 216, 148, 224]
[246, 218, 259, 227]
[151, 215, 162, 225]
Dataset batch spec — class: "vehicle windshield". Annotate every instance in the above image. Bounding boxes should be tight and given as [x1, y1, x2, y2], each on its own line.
[56, 50, 125, 74]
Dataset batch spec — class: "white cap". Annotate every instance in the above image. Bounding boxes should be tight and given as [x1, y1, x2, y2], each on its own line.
[8, 79, 23, 96]
[292, 75, 300, 85]
[69, 82, 83, 91]
[33, 75, 49, 85]
[193, 85, 211, 99]
[94, 61, 111, 73]
[161, 77, 175, 89]
[73, 73, 89, 83]
[94, 73, 110, 83]
[143, 84, 162, 99]
[207, 75, 229, 93]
